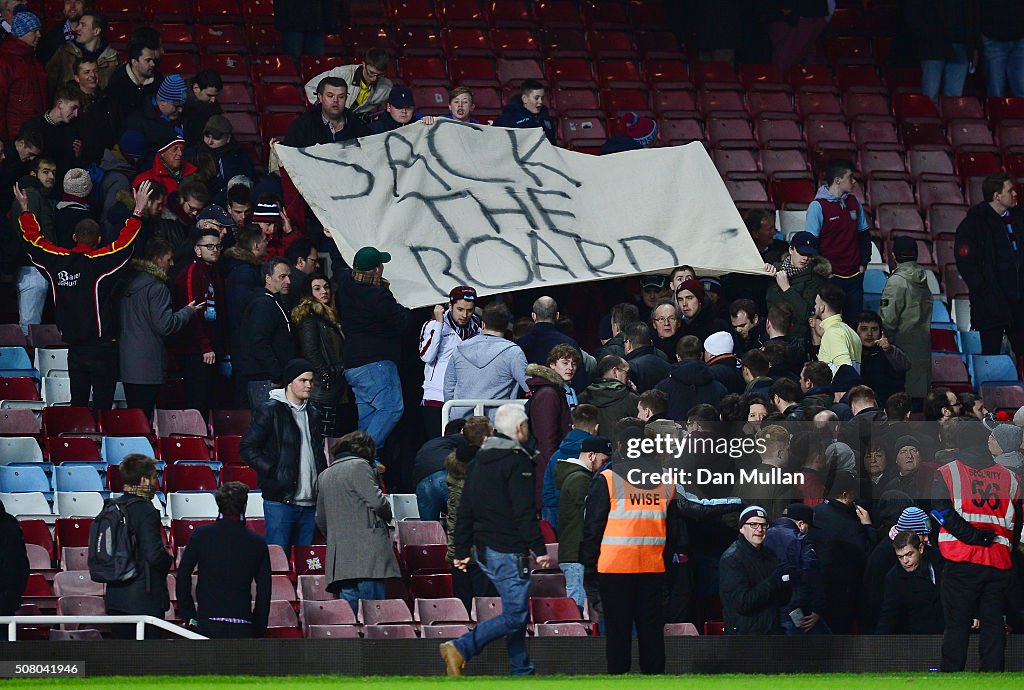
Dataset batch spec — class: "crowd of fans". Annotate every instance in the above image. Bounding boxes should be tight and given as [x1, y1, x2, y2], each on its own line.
[0, 1, 1021, 677]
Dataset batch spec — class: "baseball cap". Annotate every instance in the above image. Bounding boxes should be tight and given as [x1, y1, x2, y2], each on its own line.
[389, 86, 415, 108]
[790, 231, 820, 256]
[353, 246, 392, 271]
[449, 285, 477, 302]
[639, 274, 666, 290]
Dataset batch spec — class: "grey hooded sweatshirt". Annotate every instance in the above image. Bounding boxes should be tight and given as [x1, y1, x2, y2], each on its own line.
[443, 333, 529, 418]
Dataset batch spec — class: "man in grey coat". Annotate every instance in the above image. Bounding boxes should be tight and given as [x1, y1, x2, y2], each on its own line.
[119, 237, 201, 417]
[316, 429, 400, 617]
[444, 301, 528, 419]
[879, 235, 933, 400]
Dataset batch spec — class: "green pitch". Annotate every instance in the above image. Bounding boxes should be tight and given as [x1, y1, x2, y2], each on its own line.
[6, 675, 1024, 689]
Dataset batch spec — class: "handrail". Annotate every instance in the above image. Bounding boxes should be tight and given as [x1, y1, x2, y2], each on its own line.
[439, 398, 527, 432]
[1, 615, 207, 641]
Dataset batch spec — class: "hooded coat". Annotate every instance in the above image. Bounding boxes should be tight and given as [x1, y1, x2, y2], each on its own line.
[119, 260, 194, 384]
[0, 37, 47, 142]
[222, 245, 263, 343]
[655, 360, 729, 422]
[99, 147, 140, 221]
[765, 255, 832, 340]
[879, 261, 933, 397]
[526, 364, 573, 500]
[316, 452, 401, 588]
[443, 334, 529, 418]
[579, 378, 639, 434]
[555, 458, 594, 563]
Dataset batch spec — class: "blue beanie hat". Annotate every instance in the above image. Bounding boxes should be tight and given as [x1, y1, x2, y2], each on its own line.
[11, 10, 41, 38]
[118, 130, 146, 159]
[156, 74, 187, 105]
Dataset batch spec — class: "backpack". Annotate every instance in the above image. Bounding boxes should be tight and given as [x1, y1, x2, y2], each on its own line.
[88, 496, 141, 583]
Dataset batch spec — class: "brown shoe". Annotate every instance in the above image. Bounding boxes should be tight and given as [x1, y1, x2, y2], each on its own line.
[439, 641, 465, 676]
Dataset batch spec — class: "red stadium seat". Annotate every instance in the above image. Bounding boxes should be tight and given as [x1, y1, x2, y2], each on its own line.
[725, 180, 769, 203]
[0, 408, 39, 436]
[652, 89, 697, 117]
[805, 117, 852, 148]
[20, 519, 54, 563]
[248, 25, 285, 54]
[54, 518, 93, 552]
[414, 597, 471, 625]
[987, 97, 1024, 128]
[868, 179, 915, 209]
[302, 599, 357, 627]
[551, 87, 600, 113]
[397, 25, 442, 56]
[535, 0, 584, 29]
[211, 409, 251, 436]
[396, 520, 447, 548]
[956, 152, 1002, 181]
[757, 117, 805, 149]
[919, 178, 966, 212]
[877, 205, 926, 238]
[530, 571, 567, 597]
[410, 572, 454, 599]
[99, 408, 152, 436]
[160, 24, 197, 51]
[827, 36, 874, 65]
[940, 96, 984, 122]
[164, 464, 218, 493]
[225, 112, 259, 138]
[700, 90, 747, 116]
[931, 328, 960, 353]
[628, 0, 667, 29]
[588, 30, 636, 60]
[788, 64, 835, 92]
[400, 56, 448, 84]
[485, 0, 535, 28]
[491, 29, 540, 58]
[738, 64, 788, 92]
[908, 150, 955, 179]
[43, 407, 96, 436]
[541, 27, 588, 58]
[659, 116, 704, 145]
[932, 353, 970, 386]
[497, 58, 544, 87]
[360, 599, 413, 625]
[948, 120, 995, 151]
[693, 61, 738, 90]
[220, 464, 257, 489]
[195, 24, 247, 53]
[391, 0, 435, 24]
[854, 118, 900, 146]
[437, 0, 487, 26]
[748, 92, 793, 118]
[194, 0, 242, 21]
[244, 0, 275, 23]
[0, 377, 38, 401]
[860, 150, 909, 180]
[364, 624, 416, 638]
[546, 58, 594, 87]
[561, 115, 608, 147]
[202, 53, 250, 82]
[771, 178, 816, 210]
[170, 519, 216, 549]
[642, 59, 691, 88]
[530, 596, 582, 623]
[448, 57, 498, 86]
[27, 325, 65, 349]
[834, 65, 884, 92]
[594, 60, 643, 88]
[797, 91, 841, 118]
[601, 88, 650, 116]
[635, 30, 684, 59]
[581, 0, 630, 29]
[254, 83, 306, 112]
[893, 93, 940, 121]
[707, 117, 755, 148]
[713, 149, 761, 180]
[213, 435, 243, 464]
[292, 545, 327, 576]
[762, 149, 810, 177]
[145, 0, 193, 22]
[403, 543, 450, 574]
[46, 436, 100, 465]
[300, 56, 344, 84]
[535, 622, 588, 636]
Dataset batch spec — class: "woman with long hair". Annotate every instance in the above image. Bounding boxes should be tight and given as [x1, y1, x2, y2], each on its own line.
[291, 272, 350, 438]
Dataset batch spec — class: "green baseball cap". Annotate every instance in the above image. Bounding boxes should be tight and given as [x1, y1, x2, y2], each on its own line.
[353, 246, 392, 271]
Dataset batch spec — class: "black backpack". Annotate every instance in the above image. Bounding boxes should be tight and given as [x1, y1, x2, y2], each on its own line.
[88, 496, 141, 583]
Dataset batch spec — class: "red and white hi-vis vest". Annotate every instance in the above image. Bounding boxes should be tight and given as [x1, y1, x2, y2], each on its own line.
[937, 461, 1020, 570]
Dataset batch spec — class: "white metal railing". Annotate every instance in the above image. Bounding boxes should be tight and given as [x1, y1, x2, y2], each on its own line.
[439, 399, 527, 432]
[1, 615, 207, 641]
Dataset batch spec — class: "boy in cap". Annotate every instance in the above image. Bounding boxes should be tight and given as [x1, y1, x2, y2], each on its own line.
[253, 196, 299, 258]
[557, 436, 612, 610]
[419, 285, 482, 437]
[879, 234, 932, 400]
[369, 86, 420, 134]
[240, 358, 328, 554]
[764, 502, 829, 635]
[336, 246, 412, 460]
[676, 278, 729, 341]
[765, 230, 831, 341]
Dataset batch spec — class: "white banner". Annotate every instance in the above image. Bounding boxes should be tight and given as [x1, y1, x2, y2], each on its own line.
[275, 122, 766, 308]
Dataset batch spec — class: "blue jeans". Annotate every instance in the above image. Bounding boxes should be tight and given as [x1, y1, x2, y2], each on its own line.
[453, 548, 533, 675]
[16, 266, 47, 337]
[281, 31, 325, 60]
[263, 500, 316, 554]
[781, 612, 833, 636]
[559, 562, 585, 611]
[415, 470, 448, 521]
[982, 37, 1024, 97]
[345, 361, 404, 455]
[337, 578, 386, 619]
[921, 43, 969, 103]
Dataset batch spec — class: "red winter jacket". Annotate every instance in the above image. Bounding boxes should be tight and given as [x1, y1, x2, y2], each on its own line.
[525, 364, 572, 505]
[133, 153, 198, 196]
[0, 38, 47, 142]
[171, 257, 224, 356]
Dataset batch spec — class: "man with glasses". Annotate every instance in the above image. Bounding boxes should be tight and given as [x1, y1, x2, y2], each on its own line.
[719, 505, 793, 635]
[282, 237, 318, 310]
[171, 227, 225, 420]
[650, 300, 682, 360]
[302, 48, 393, 122]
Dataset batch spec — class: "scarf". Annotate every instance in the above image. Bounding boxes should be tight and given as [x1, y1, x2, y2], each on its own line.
[123, 483, 156, 500]
[780, 255, 807, 278]
[352, 269, 389, 288]
[447, 311, 481, 341]
[61, 192, 89, 205]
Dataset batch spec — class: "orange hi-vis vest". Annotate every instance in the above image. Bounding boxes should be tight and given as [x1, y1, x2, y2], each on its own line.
[597, 469, 675, 574]
[937, 460, 1020, 570]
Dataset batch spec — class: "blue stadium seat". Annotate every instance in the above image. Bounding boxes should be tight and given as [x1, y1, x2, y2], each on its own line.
[970, 354, 1019, 391]
[0, 347, 36, 378]
[53, 465, 105, 493]
[101, 436, 155, 466]
[0, 465, 51, 496]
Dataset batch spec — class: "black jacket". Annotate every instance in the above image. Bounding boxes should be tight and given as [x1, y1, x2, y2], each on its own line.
[283, 104, 370, 148]
[811, 498, 876, 633]
[19, 210, 140, 344]
[335, 270, 411, 368]
[413, 433, 464, 486]
[875, 546, 945, 634]
[175, 518, 272, 635]
[105, 64, 161, 123]
[235, 289, 297, 383]
[493, 99, 557, 145]
[121, 103, 181, 163]
[764, 517, 826, 617]
[293, 301, 346, 405]
[454, 434, 546, 559]
[707, 354, 745, 394]
[655, 360, 729, 422]
[0, 502, 28, 615]
[719, 535, 790, 635]
[241, 398, 327, 504]
[624, 345, 670, 393]
[54, 203, 94, 249]
[955, 201, 1024, 331]
[104, 495, 172, 616]
[680, 301, 730, 342]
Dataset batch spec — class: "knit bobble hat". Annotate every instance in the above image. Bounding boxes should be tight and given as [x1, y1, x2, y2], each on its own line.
[156, 74, 187, 104]
[623, 112, 658, 146]
[676, 278, 705, 303]
[63, 168, 94, 198]
[11, 10, 41, 37]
